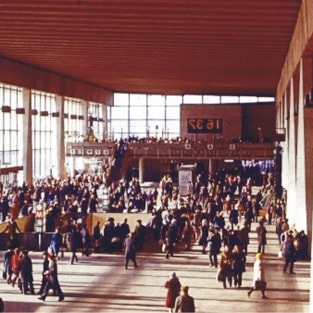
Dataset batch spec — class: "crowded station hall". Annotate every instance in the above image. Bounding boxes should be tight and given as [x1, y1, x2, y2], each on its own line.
[0, 1, 312, 313]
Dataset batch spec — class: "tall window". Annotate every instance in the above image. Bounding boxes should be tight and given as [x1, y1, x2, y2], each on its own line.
[88, 102, 105, 141]
[32, 91, 56, 178]
[0, 84, 23, 184]
[64, 98, 85, 143]
[109, 93, 129, 140]
[109, 93, 182, 140]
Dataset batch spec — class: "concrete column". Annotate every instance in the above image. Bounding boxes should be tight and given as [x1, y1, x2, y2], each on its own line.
[139, 157, 144, 183]
[82, 100, 88, 136]
[55, 95, 66, 179]
[208, 158, 213, 178]
[286, 79, 297, 225]
[301, 56, 313, 250]
[102, 104, 108, 141]
[301, 56, 313, 313]
[281, 94, 289, 188]
[295, 58, 308, 233]
[22, 88, 32, 185]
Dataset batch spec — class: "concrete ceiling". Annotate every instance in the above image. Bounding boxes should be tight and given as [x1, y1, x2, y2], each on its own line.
[0, 0, 302, 97]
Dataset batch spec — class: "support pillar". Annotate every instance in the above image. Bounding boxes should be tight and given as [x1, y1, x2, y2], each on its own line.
[296, 58, 308, 233]
[55, 95, 66, 179]
[139, 157, 144, 183]
[286, 79, 297, 225]
[22, 88, 32, 185]
[208, 158, 213, 179]
[281, 94, 289, 188]
[102, 104, 108, 141]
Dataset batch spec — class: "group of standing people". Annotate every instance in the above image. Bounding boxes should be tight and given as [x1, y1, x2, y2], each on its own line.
[3, 247, 35, 295]
[2, 246, 64, 302]
[217, 244, 247, 289]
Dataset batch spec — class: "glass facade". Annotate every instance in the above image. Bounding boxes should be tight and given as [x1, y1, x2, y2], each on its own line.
[0, 81, 274, 183]
[32, 91, 56, 178]
[108, 93, 275, 140]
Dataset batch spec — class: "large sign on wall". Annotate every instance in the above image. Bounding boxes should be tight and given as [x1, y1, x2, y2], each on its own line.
[187, 118, 223, 133]
[181, 104, 242, 141]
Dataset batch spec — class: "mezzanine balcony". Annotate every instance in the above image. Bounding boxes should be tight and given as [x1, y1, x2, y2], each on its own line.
[66, 141, 275, 160]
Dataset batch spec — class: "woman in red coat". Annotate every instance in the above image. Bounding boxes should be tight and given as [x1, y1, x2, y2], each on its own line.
[164, 272, 181, 313]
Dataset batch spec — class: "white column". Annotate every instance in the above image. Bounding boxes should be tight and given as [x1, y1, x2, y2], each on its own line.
[139, 157, 144, 183]
[22, 88, 32, 185]
[286, 79, 297, 225]
[55, 95, 66, 179]
[295, 58, 307, 232]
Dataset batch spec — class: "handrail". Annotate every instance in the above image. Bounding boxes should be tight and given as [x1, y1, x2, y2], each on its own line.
[66, 142, 274, 160]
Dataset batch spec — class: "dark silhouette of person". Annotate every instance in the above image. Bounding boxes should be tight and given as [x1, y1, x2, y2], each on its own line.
[124, 232, 138, 269]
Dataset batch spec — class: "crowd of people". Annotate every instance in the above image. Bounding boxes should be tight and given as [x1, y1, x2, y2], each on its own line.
[0, 163, 310, 310]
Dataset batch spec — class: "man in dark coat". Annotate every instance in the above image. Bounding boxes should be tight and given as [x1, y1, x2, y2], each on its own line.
[256, 220, 267, 254]
[69, 225, 81, 265]
[207, 228, 221, 268]
[38, 252, 50, 295]
[124, 232, 138, 269]
[38, 253, 64, 302]
[134, 219, 146, 250]
[20, 250, 35, 295]
[93, 221, 101, 253]
[119, 218, 131, 241]
[283, 234, 297, 274]
[165, 219, 179, 259]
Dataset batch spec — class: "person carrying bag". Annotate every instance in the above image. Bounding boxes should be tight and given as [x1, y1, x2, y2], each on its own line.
[247, 253, 268, 299]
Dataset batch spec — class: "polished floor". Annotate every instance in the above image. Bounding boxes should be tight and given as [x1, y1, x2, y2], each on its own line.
[0, 220, 310, 313]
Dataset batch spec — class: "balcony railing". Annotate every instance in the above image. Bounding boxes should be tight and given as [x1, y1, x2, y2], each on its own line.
[66, 142, 116, 157]
[66, 141, 274, 160]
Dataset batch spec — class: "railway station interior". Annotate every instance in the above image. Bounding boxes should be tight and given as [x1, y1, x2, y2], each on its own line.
[0, 1, 312, 312]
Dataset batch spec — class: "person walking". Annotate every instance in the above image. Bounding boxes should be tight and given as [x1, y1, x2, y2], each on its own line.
[37, 252, 52, 295]
[218, 244, 233, 289]
[247, 253, 268, 299]
[3, 248, 13, 284]
[38, 253, 64, 302]
[174, 285, 195, 313]
[10, 248, 21, 288]
[69, 225, 81, 265]
[93, 221, 102, 253]
[198, 219, 209, 254]
[256, 219, 267, 254]
[239, 222, 250, 255]
[232, 245, 246, 288]
[283, 234, 297, 274]
[206, 228, 221, 268]
[50, 227, 63, 259]
[165, 219, 179, 259]
[124, 232, 138, 269]
[165, 272, 182, 313]
[19, 249, 35, 295]
[80, 224, 91, 257]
